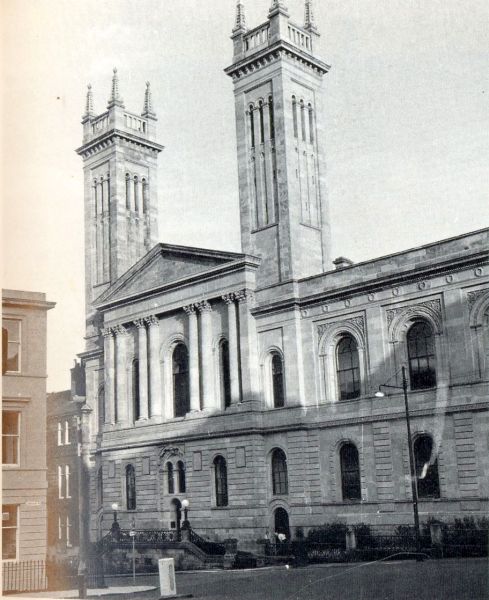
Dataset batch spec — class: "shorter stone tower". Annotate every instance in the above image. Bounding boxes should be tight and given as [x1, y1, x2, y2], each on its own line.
[76, 71, 163, 345]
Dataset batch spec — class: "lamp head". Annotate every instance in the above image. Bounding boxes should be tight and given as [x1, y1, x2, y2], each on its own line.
[181, 499, 189, 509]
[375, 391, 385, 398]
[111, 502, 119, 511]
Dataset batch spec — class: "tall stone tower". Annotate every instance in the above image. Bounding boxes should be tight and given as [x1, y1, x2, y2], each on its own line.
[225, 0, 331, 287]
[76, 70, 163, 343]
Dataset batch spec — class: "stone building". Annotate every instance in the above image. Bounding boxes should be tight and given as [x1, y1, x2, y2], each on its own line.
[75, 1, 489, 548]
[2, 289, 55, 563]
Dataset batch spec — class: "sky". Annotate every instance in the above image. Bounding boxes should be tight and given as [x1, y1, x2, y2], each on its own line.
[2, 0, 488, 392]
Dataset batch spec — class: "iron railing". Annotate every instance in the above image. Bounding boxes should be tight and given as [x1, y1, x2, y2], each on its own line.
[187, 529, 226, 556]
[2, 560, 48, 594]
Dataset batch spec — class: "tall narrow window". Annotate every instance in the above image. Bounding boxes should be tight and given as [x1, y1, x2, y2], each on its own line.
[97, 467, 103, 507]
[340, 443, 361, 501]
[407, 321, 437, 390]
[271, 448, 288, 495]
[300, 100, 306, 141]
[64, 420, 70, 445]
[66, 517, 72, 547]
[133, 176, 139, 212]
[65, 465, 71, 499]
[292, 97, 298, 138]
[214, 456, 228, 507]
[308, 104, 314, 144]
[98, 386, 105, 430]
[57, 421, 63, 446]
[126, 464, 136, 510]
[2, 505, 18, 560]
[2, 319, 21, 373]
[2, 412, 20, 465]
[414, 435, 440, 498]
[336, 336, 361, 400]
[220, 340, 231, 409]
[125, 173, 131, 209]
[58, 465, 64, 499]
[177, 461, 186, 494]
[167, 462, 174, 494]
[133, 359, 140, 421]
[259, 101, 265, 144]
[268, 95, 275, 140]
[249, 106, 255, 148]
[271, 352, 285, 408]
[173, 344, 190, 417]
[58, 516, 63, 541]
[142, 179, 148, 214]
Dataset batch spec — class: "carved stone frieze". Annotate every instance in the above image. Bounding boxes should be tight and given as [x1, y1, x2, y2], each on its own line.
[467, 289, 489, 310]
[159, 446, 184, 463]
[317, 314, 366, 346]
[386, 298, 442, 329]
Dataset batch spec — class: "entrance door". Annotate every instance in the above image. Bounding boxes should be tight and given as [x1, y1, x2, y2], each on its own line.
[274, 507, 290, 539]
[170, 499, 182, 535]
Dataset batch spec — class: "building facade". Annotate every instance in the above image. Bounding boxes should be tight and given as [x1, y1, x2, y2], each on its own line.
[2, 289, 55, 563]
[75, 2, 489, 548]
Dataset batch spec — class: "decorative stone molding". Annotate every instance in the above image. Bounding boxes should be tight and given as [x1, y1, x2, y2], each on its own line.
[386, 298, 443, 341]
[467, 288, 489, 328]
[196, 300, 212, 313]
[159, 446, 184, 463]
[182, 304, 196, 315]
[113, 324, 128, 336]
[467, 289, 489, 310]
[222, 293, 236, 305]
[102, 327, 113, 337]
[318, 315, 366, 348]
[145, 315, 159, 327]
[235, 289, 255, 305]
[133, 318, 146, 329]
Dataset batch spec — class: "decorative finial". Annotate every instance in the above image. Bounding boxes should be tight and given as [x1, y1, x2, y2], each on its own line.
[142, 81, 156, 118]
[83, 84, 94, 118]
[233, 0, 246, 32]
[304, 0, 314, 28]
[269, 0, 288, 15]
[107, 67, 124, 109]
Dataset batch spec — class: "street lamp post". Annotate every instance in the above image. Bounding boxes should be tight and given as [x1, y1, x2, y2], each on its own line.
[110, 503, 120, 539]
[375, 365, 423, 561]
[181, 499, 190, 530]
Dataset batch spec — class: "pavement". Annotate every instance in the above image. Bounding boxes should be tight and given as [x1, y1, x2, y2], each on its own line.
[11, 557, 489, 600]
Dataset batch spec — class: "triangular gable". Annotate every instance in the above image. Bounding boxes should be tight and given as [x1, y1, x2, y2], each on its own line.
[95, 243, 246, 306]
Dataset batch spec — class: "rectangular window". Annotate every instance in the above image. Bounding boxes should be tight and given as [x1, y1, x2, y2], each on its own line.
[64, 421, 70, 445]
[2, 412, 20, 466]
[65, 466, 71, 499]
[58, 466, 64, 499]
[57, 422, 63, 446]
[2, 505, 18, 560]
[58, 516, 63, 541]
[2, 319, 21, 373]
[66, 517, 71, 547]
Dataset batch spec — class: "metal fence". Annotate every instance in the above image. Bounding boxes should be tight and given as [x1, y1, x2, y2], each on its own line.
[2, 560, 48, 594]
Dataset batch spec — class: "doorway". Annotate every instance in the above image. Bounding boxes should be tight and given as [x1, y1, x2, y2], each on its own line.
[170, 498, 182, 535]
[274, 507, 290, 539]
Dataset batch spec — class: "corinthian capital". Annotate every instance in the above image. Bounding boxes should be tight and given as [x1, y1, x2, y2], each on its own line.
[235, 289, 255, 305]
[102, 327, 113, 338]
[183, 304, 196, 315]
[145, 315, 159, 327]
[222, 293, 236, 305]
[114, 324, 128, 336]
[196, 300, 212, 313]
[133, 318, 146, 329]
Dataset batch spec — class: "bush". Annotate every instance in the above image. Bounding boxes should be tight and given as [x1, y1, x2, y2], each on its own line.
[353, 523, 375, 550]
[307, 522, 347, 548]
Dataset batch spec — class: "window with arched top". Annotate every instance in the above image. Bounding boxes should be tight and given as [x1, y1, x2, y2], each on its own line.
[340, 443, 361, 501]
[271, 448, 288, 495]
[125, 173, 131, 209]
[126, 464, 136, 510]
[142, 178, 148, 214]
[214, 456, 228, 507]
[308, 104, 314, 144]
[259, 100, 265, 144]
[97, 467, 103, 507]
[98, 386, 105, 429]
[177, 461, 186, 494]
[173, 343, 190, 417]
[484, 307, 489, 355]
[219, 340, 231, 409]
[300, 99, 306, 141]
[336, 335, 361, 400]
[268, 95, 275, 140]
[132, 359, 140, 421]
[271, 352, 285, 408]
[292, 96, 298, 138]
[414, 435, 440, 498]
[167, 462, 174, 494]
[249, 105, 255, 148]
[407, 321, 437, 390]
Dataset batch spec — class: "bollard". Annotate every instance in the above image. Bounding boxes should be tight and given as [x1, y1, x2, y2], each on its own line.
[158, 558, 193, 599]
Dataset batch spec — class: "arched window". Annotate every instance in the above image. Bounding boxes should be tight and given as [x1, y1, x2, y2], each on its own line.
[271, 448, 288, 495]
[125, 173, 131, 209]
[300, 100, 306, 141]
[220, 340, 231, 409]
[308, 104, 314, 144]
[271, 352, 285, 408]
[126, 464, 136, 510]
[173, 343, 190, 417]
[268, 95, 275, 140]
[483, 307, 489, 356]
[414, 435, 440, 498]
[142, 178, 148, 214]
[132, 359, 140, 421]
[407, 321, 437, 390]
[214, 456, 228, 507]
[177, 461, 186, 494]
[97, 467, 103, 507]
[133, 176, 139, 212]
[340, 443, 361, 501]
[167, 462, 174, 494]
[336, 335, 361, 400]
[98, 385, 105, 429]
[259, 100, 265, 144]
[292, 96, 298, 138]
[249, 105, 255, 148]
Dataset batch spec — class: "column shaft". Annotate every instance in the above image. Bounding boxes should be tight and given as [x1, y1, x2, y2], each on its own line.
[135, 320, 149, 420]
[103, 329, 115, 425]
[147, 317, 162, 418]
[224, 295, 240, 405]
[115, 326, 128, 424]
[184, 306, 200, 411]
[198, 301, 215, 410]
[236, 290, 259, 404]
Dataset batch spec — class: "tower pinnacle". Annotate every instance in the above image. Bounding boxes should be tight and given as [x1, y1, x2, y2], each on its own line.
[142, 81, 156, 118]
[233, 0, 246, 33]
[107, 67, 124, 109]
[304, 0, 318, 32]
[83, 84, 94, 119]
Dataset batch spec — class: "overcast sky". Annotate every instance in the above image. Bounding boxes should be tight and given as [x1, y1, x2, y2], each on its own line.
[2, 0, 488, 392]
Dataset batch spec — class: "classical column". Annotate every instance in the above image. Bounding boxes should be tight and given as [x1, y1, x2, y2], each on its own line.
[223, 293, 241, 405]
[183, 305, 200, 412]
[197, 300, 215, 410]
[235, 290, 259, 404]
[146, 316, 162, 419]
[114, 325, 129, 424]
[134, 319, 149, 420]
[102, 328, 115, 425]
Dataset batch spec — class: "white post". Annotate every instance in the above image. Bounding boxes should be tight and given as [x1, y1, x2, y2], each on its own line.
[158, 558, 177, 598]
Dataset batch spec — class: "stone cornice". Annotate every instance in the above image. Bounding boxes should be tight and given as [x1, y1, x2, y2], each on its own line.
[224, 39, 330, 81]
[76, 128, 164, 159]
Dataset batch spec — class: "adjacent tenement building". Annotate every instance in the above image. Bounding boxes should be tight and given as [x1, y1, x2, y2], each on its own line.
[2, 289, 55, 564]
[74, 1, 489, 549]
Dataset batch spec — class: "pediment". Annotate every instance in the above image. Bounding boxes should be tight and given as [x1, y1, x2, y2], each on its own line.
[94, 243, 246, 306]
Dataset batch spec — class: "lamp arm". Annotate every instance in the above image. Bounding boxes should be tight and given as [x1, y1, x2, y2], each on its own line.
[379, 383, 403, 391]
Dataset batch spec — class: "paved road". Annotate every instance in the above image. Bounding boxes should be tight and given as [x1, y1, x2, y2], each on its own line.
[103, 558, 488, 600]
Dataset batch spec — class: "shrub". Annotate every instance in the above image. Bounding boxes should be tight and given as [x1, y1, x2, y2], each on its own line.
[307, 522, 347, 548]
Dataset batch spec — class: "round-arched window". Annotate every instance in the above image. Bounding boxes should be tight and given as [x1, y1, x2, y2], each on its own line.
[336, 335, 361, 400]
[407, 321, 436, 390]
